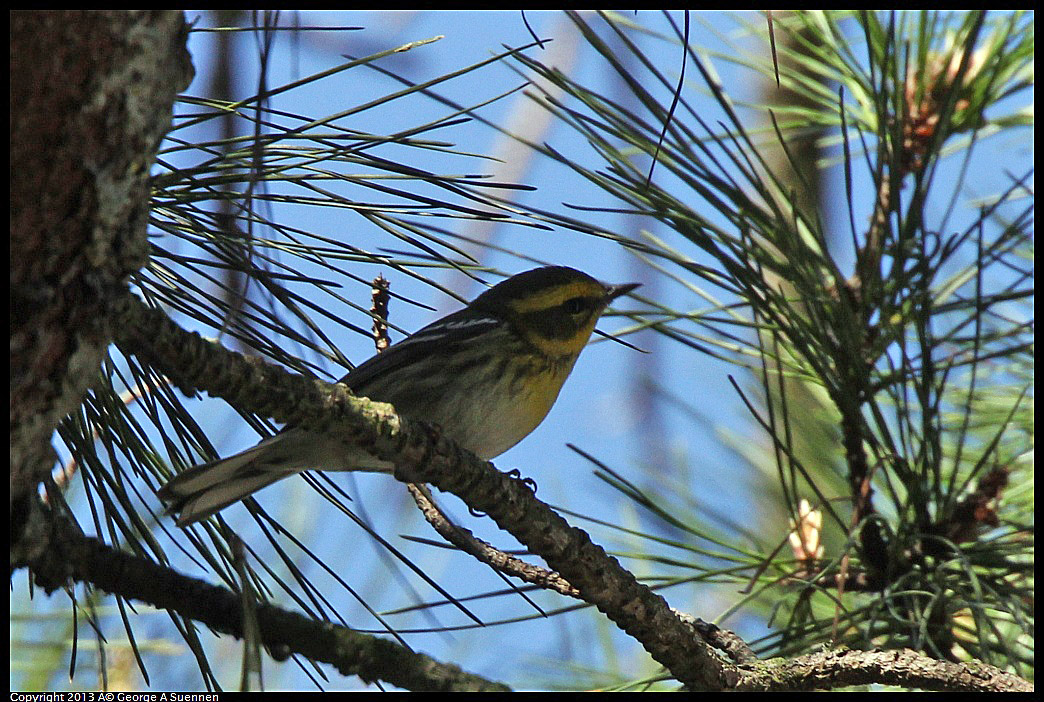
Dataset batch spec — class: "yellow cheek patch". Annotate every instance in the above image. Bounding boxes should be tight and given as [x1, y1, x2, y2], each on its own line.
[524, 318, 599, 357]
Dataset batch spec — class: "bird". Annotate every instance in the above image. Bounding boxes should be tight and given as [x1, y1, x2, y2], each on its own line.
[159, 266, 639, 525]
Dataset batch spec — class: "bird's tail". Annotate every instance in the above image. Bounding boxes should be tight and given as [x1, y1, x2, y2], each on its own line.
[159, 431, 394, 526]
[158, 436, 298, 526]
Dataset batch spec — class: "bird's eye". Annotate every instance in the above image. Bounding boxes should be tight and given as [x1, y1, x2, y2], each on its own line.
[563, 297, 588, 315]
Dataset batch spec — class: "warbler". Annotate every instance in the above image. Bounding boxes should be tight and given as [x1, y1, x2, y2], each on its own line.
[159, 266, 639, 525]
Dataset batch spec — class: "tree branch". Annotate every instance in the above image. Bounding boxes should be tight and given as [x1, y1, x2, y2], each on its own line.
[109, 288, 727, 689]
[406, 483, 582, 598]
[102, 289, 1032, 692]
[734, 647, 1032, 693]
[18, 514, 510, 692]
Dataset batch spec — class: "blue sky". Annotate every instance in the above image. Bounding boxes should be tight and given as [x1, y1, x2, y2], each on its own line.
[14, 10, 1031, 692]
[166, 11, 764, 689]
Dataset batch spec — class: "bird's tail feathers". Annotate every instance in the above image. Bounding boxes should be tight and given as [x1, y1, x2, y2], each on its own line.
[159, 436, 297, 526]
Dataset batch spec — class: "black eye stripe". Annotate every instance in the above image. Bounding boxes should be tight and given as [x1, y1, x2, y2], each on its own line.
[563, 296, 594, 314]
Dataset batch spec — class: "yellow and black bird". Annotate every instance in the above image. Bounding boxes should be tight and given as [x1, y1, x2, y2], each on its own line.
[159, 266, 638, 525]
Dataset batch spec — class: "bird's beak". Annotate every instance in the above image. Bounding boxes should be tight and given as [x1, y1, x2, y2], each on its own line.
[604, 281, 640, 302]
